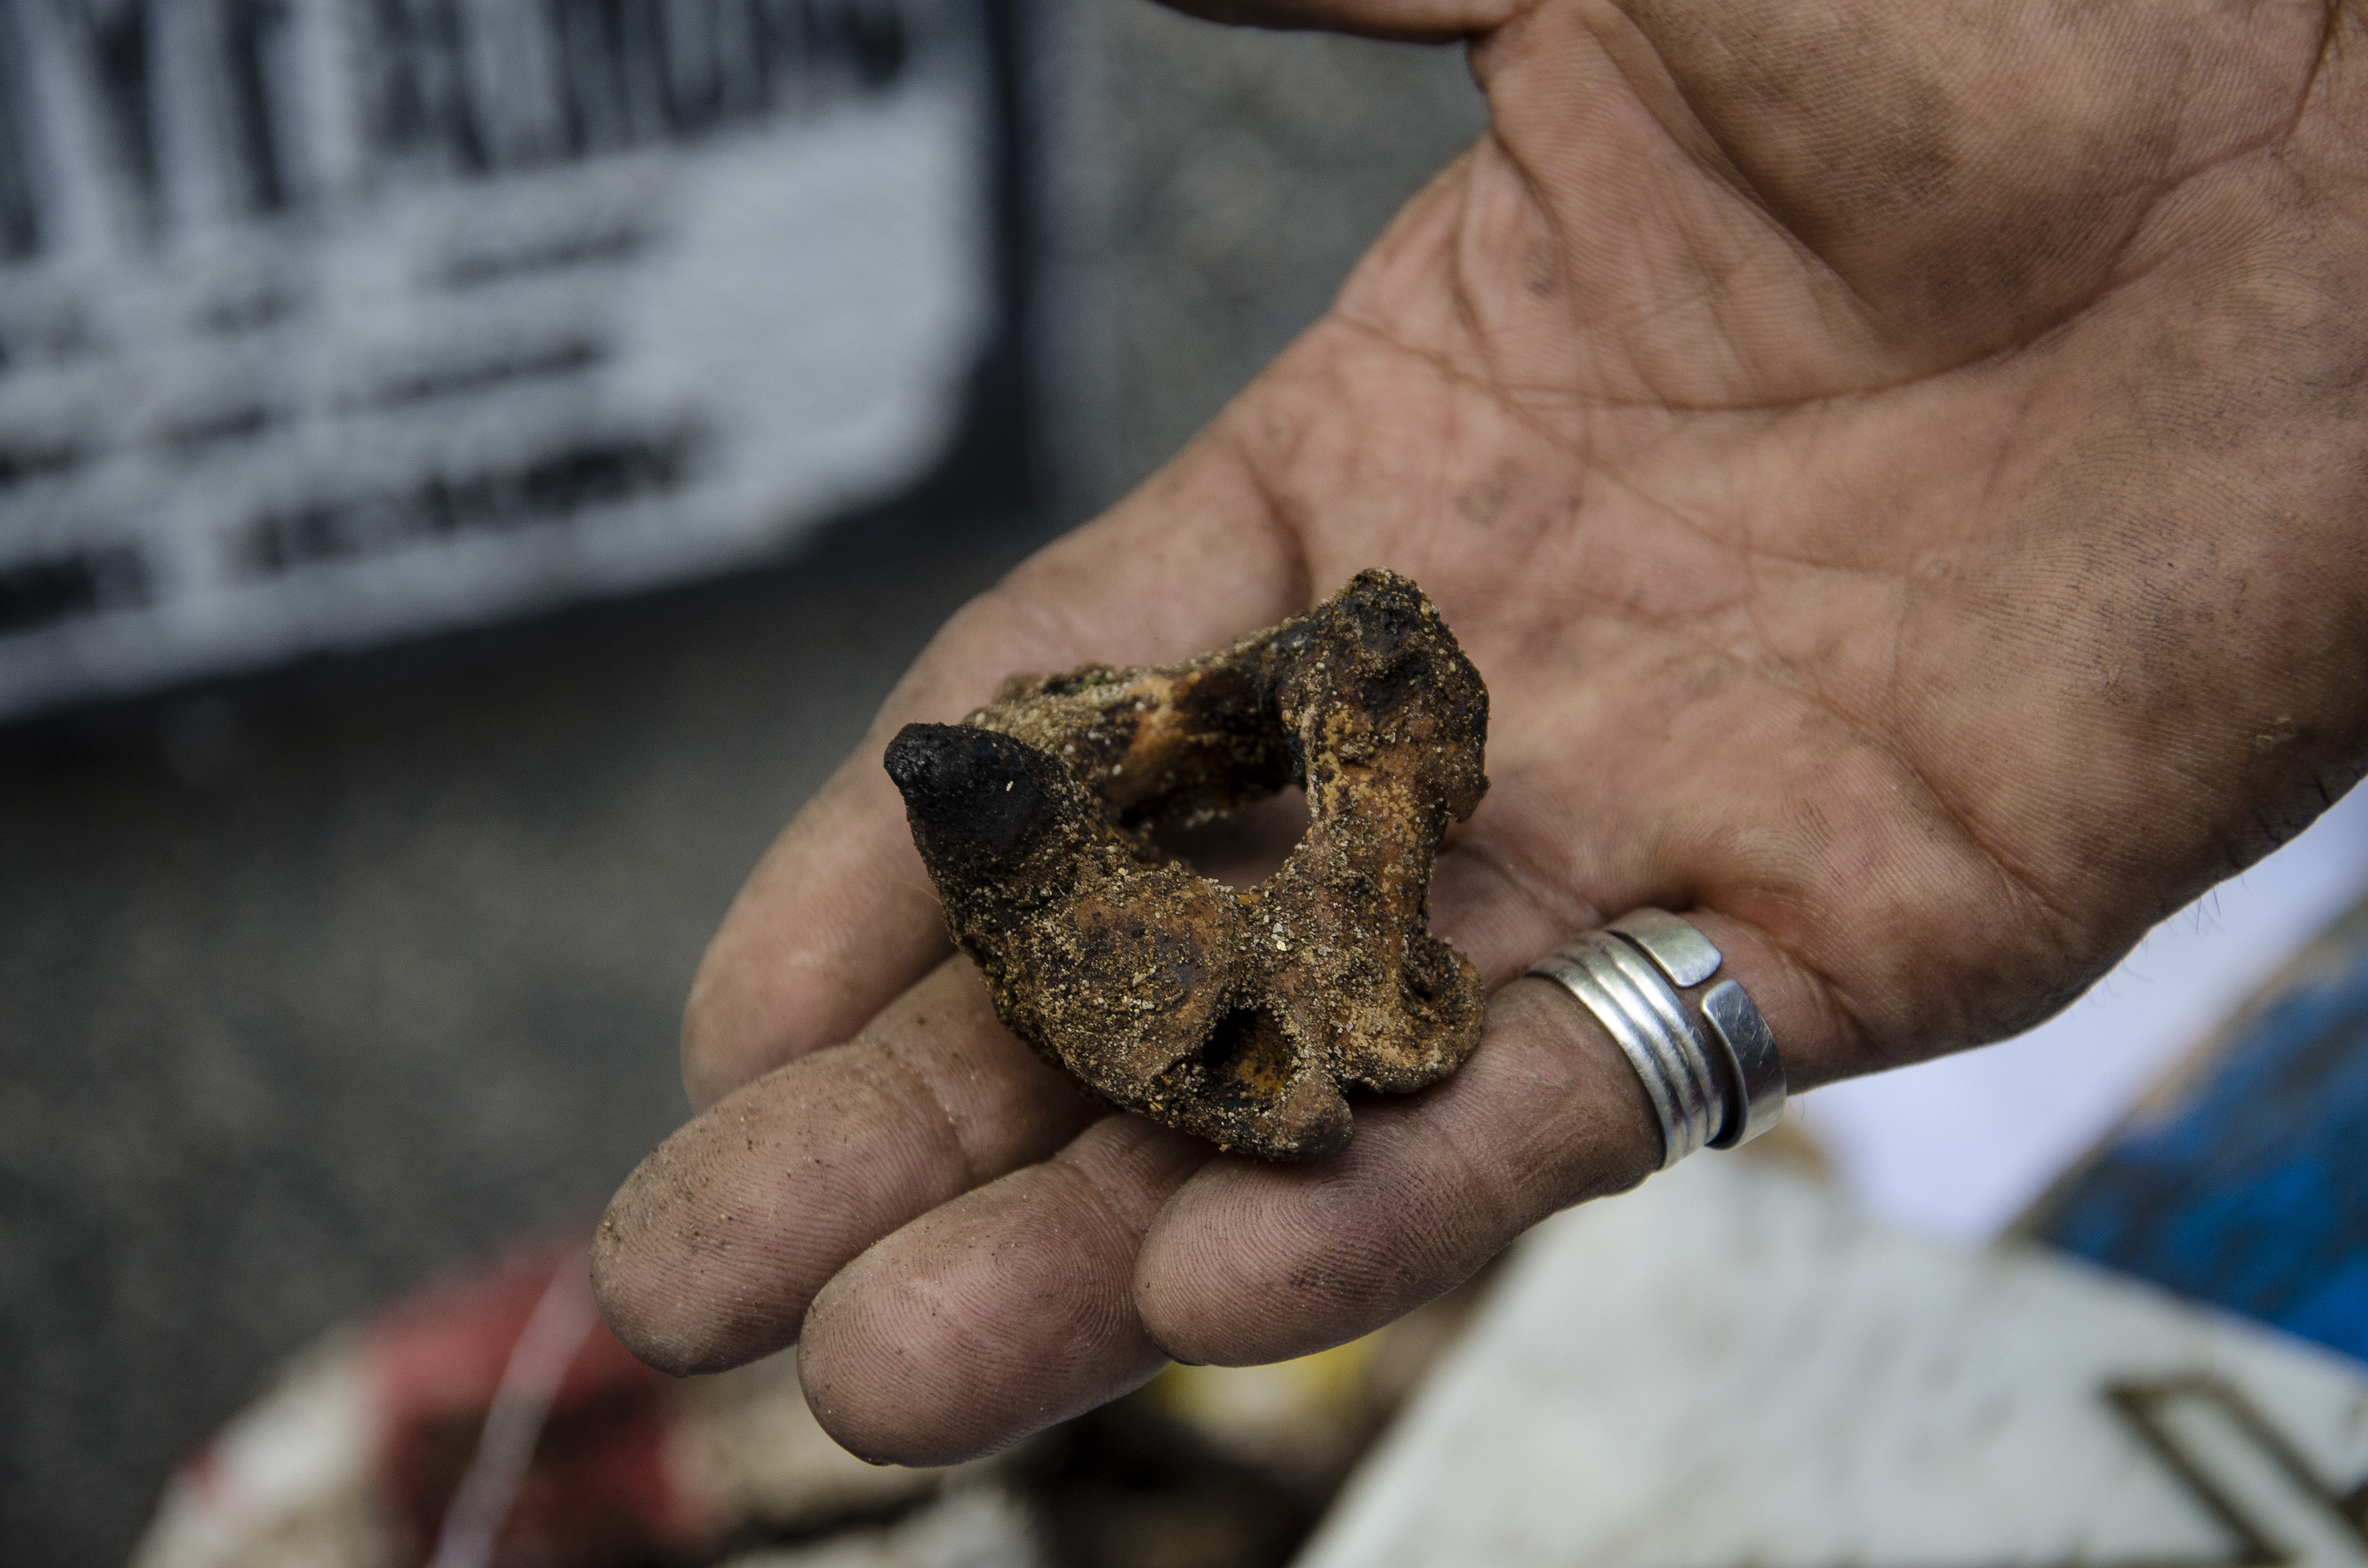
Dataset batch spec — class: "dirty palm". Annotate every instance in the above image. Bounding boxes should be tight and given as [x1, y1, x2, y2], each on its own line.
[594, 0, 2368, 1468]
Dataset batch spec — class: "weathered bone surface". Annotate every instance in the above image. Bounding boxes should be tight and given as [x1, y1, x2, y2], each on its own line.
[884, 569, 1489, 1161]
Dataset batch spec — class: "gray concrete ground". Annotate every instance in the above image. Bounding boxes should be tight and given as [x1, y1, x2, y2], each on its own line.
[1047, 3, 1492, 511]
[0, 532, 1016, 1562]
[0, 12, 1485, 1564]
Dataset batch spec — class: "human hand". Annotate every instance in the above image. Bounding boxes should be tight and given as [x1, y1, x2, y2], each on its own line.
[593, 0, 2368, 1464]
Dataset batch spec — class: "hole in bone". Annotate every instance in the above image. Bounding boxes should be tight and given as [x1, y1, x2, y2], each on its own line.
[1152, 786, 1309, 891]
[1197, 1005, 1297, 1104]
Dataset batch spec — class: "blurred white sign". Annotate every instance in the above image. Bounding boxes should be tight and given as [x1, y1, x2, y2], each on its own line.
[1305, 1159, 2368, 1568]
[1799, 783, 2368, 1242]
[0, 0, 993, 718]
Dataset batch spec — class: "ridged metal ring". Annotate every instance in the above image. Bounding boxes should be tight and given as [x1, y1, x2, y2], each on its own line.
[1526, 909, 1787, 1168]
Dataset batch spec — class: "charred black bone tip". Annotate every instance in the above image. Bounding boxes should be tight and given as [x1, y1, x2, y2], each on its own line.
[884, 723, 1067, 874]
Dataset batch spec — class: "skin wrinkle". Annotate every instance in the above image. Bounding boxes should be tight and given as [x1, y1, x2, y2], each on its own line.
[1689, 652, 2036, 1066]
[1438, 835, 1604, 976]
[1868, 369, 2035, 742]
[1476, 559, 2077, 1055]
[1729, 916, 1877, 1073]
[867, 1042, 992, 1192]
[808, 1298, 1004, 1460]
[684, 880, 916, 1106]
[1461, 122, 1589, 389]
[1337, 139, 1564, 438]
[1409, 1078, 1524, 1227]
[809, 1134, 1196, 1445]
[2303, 2, 2351, 135]
[1258, 1180, 1414, 1320]
[627, 1011, 1099, 1371]
[1658, 177, 1786, 395]
[1048, 1127, 1189, 1248]
[964, 577, 1110, 686]
[808, 1056, 971, 1221]
[2005, 135, 2268, 342]
[1318, 314, 1600, 494]
[979, 485, 1300, 671]
[1674, 152, 1890, 395]
[1480, 458, 2083, 1050]
[1148, 997, 1640, 1362]
[1467, 12, 1691, 374]
[1408, 4, 2342, 449]
[1502, 1009, 1658, 1200]
[1489, 674, 1930, 1014]
[1958, 356, 2050, 538]
[1586, 3, 1897, 335]
[1861, 740, 2079, 970]
[1332, 276, 2057, 422]
[1286, 326, 2122, 990]
[986, 514, 1269, 666]
[1597, 217, 1756, 367]
[1577, 443, 1873, 596]
[1211, 424, 1320, 615]
[1441, 142, 1526, 417]
[1440, 418, 1504, 536]
[1583, 0, 2322, 381]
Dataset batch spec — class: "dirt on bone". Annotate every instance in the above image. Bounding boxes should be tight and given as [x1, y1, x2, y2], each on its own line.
[883, 569, 1490, 1162]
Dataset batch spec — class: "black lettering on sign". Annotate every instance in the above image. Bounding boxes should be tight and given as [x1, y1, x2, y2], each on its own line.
[367, 337, 604, 407]
[241, 430, 694, 574]
[220, 0, 297, 210]
[652, 1, 767, 135]
[55, 0, 161, 230]
[748, 0, 908, 102]
[0, 3, 41, 257]
[369, 0, 917, 169]
[0, 545, 146, 636]
[160, 403, 279, 455]
[0, 438, 84, 486]
[807, 0, 906, 90]
[366, 0, 489, 175]
[436, 224, 643, 289]
[551, 0, 665, 153]
[0, 0, 927, 254]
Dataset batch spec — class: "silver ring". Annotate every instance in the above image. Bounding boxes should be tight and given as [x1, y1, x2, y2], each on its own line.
[1525, 909, 1787, 1168]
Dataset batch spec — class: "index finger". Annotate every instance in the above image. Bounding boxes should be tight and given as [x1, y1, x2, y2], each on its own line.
[680, 435, 1310, 1107]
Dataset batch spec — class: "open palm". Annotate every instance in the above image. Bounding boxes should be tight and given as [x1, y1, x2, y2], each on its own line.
[595, 0, 2368, 1464]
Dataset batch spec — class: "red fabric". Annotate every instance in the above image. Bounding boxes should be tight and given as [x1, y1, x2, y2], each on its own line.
[364, 1238, 703, 1568]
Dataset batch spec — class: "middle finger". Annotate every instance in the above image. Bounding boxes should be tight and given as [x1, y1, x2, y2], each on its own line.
[592, 958, 1096, 1375]
[799, 1114, 1210, 1465]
